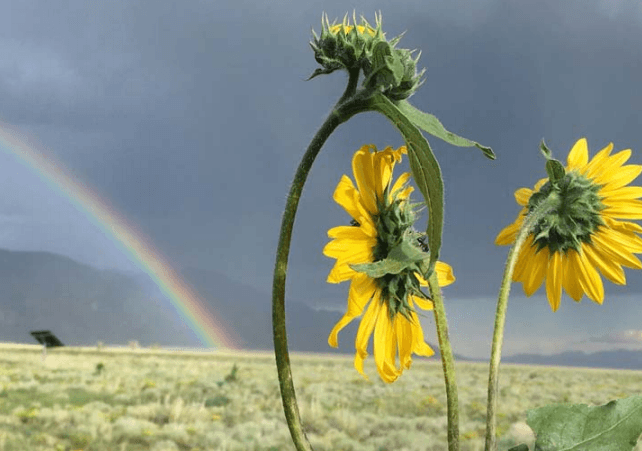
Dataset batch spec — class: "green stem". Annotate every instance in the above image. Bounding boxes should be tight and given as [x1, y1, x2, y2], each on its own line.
[428, 272, 459, 451]
[484, 202, 553, 451]
[272, 70, 363, 451]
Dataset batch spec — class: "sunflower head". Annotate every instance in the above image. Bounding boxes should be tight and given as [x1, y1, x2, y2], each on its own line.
[309, 12, 425, 100]
[526, 141, 606, 255]
[496, 138, 642, 311]
[309, 12, 383, 78]
[324, 144, 455, 383]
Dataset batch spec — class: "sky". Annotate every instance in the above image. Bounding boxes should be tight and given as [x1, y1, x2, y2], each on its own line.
[1, 0, 642, 359]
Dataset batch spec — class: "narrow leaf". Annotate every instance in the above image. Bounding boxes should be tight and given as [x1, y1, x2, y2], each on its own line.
[350, 258, 410, 278]
[527, 395, 642, 451]
[367, 93, 444, 276]
[396, 99, 495, 160]
[387, 238, 428, 263]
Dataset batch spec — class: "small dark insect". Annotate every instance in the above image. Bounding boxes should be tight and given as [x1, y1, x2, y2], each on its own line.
[350, 219, 360, 227]
[417, 235, 429, 253]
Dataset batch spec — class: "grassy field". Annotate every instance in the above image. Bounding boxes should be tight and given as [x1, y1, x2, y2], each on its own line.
[0, 342, 640, 451]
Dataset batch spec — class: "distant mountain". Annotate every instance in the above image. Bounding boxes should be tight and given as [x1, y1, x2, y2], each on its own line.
[0, 248, 468, 363]
[0, 248, 199, 348]
[503, 349, 642, 370]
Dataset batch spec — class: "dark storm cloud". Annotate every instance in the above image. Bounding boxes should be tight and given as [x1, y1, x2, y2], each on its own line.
[1, 0, 642, 357]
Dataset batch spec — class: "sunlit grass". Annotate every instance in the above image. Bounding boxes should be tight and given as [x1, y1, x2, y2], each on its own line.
[0, 342, 639, 450]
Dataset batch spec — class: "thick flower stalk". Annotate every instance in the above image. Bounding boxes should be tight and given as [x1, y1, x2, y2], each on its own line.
[324, 144, 455, 383]
[496, 138, 642, 311]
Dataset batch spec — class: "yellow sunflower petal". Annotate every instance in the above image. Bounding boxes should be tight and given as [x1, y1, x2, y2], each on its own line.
[584, 143, 614, 179]
[327, 274, 377, 347]
[373, 149, 394, 201]
[514, 188, 533, 206]
[352, 145, 379, 215]
[346, 273, 377, 316]
[599, 186, 642, 202]
[395, 315, 413, 370]
[592, 150, 633, 183]
[409, 311, 434, 357]
[327, 225, 373, 240]
[577, 245, 605, 304]
[390, 172, 412, 201]
[495, 213, 526, 245]
[332, 175, 362, 221]
[323, 235, 375, 261]
[373, 306, 401, 383]
[563, 249, 585, 301]
[513, 236, 536, 283]
[435, 261, 456, 287]
[602, 199, 642, 219]
[328, 314, 355, 348]
[604, 216, 642, 234]
[411, 295, 434, 311]
[567, 138, 589, 169]
[599, 165, 642, 191]
[523, 247, 548, 296]
[354, 293, 381, 379]
[534, 178, 548, 191]
[545, 251, 563, 312]
[591, 229, 642, 269]
[582, 243, 625, 285]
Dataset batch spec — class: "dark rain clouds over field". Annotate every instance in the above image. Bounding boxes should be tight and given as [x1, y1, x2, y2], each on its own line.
[1, 0, 642, 358]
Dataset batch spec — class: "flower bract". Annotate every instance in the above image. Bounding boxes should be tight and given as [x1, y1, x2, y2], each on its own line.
[324, 144, 455, 383]
[496, 138, 642, 311]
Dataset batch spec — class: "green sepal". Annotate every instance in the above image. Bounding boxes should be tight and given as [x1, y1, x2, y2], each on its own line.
[546, 159, 566, 184]
[306, 66, 339, 81]
[539, 139, 552, 159]
[366, 93, 443, 278]
[526, 395, 642, 451]
[395, 100, 496, 160]
[363, 41, 405, 90]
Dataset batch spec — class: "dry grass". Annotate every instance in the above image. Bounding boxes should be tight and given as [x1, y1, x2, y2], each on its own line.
[0, 342, 640, 451]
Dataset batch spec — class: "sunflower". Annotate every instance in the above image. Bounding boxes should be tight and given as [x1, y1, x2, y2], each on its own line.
[496, 138, 642, 311]
[324, 144, 455, 383]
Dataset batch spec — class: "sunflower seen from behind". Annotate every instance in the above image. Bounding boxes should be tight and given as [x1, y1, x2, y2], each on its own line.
[496, 138, 642, 311]
[324, 144, 455, 383]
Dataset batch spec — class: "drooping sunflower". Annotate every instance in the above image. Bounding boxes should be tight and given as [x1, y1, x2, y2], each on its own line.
[324, 144, 455, 383]
[496, 138, 642, 311]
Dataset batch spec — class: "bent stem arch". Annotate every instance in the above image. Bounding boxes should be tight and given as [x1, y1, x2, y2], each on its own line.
[271, 70, 362, 451]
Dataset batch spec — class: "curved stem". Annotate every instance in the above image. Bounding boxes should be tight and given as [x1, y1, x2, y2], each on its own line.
[484, 203, 553, 451]
[272, 70, 363, 451]
[428, 272, 459, 451]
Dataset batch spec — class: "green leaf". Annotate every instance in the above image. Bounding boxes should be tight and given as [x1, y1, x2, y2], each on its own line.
[387, 237, 428, 263]
[507, 445, 529, 451]
[367, 93, 444, 276]
[396, 99, 495, 160]
[527, 395, 642, 451]
[350, 258, 409, 278]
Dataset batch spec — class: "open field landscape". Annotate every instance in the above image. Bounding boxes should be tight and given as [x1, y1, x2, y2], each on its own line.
[0, 342, 640, 451]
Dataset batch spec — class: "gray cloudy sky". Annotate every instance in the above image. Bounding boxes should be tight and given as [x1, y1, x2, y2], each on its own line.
[1, 0, 642, 359]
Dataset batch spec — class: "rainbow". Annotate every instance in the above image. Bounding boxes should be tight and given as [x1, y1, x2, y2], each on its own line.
[0, 123, 240, 350]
